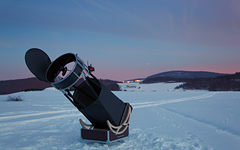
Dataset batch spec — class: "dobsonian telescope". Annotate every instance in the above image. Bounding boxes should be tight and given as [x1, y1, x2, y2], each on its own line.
[25, 48, 132, 143]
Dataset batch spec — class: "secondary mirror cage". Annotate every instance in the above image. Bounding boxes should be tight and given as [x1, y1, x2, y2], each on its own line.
[46, 53, 94, 91]
[46, 52, 100, 110]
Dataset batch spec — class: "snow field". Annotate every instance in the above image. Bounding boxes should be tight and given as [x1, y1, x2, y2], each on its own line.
[0, 83, 240, 149]
[118, 82, 183, 92]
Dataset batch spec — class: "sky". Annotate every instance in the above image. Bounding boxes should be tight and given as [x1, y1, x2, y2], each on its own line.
[0, 0, 240, 81]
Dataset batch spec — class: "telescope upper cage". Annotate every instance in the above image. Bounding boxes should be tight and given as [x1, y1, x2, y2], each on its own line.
[46, 53, 83, 90]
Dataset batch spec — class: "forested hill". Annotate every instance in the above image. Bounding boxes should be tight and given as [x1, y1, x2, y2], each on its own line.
[0, 77, 51, 95]
[147, 70, 227, 79]
[142, 71, 228, 84]
[0, 77, 120, 95]
[175, 72, 240, 91]
[141, 71, 240, 91]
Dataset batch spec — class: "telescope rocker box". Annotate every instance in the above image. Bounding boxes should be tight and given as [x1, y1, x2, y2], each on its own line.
[80, 103, 132, 143]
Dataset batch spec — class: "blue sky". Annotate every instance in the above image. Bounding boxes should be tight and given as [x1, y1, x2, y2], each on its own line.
[0, 0, 240, 81]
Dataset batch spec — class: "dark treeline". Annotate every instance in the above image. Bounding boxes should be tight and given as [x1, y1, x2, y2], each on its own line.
[142, 72, 240, 91]
[0, 78, 120, 95]
[175, 72, 240, 91]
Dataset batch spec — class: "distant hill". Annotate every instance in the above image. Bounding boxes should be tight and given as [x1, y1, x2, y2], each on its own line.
[175, 72, 240, 91]
[146, 71, 228, 79]
[0, 77, 120, 95]
[142, 71, 228, 83]
[141, 70, 240, 91]
[0, 77, 51, 95]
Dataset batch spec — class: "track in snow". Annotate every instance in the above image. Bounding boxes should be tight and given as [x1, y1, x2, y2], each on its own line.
[132, 92, 217, 109]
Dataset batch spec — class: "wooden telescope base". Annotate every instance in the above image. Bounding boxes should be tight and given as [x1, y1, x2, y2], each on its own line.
[80, 125, 129, 143]
[80, 103, 132, 143]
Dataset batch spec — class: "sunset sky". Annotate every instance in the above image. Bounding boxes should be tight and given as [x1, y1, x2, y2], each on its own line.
[1, 0, 240, 81]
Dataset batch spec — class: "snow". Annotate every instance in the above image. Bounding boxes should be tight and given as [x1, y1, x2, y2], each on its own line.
[118, 82, 183, 92]
[1, 83, 240, 149]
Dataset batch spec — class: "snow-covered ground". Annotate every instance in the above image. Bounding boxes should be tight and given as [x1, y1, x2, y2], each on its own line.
[1, 83, 240, 150]
[118, 82, 183, 92]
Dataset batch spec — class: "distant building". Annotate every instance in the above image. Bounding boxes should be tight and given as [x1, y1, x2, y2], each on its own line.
[122, 80, 142, 83]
